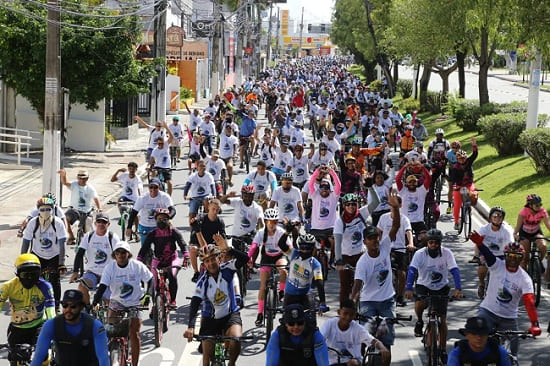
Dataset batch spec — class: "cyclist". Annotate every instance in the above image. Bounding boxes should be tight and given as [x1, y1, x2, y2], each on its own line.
[271, 137, 294, 179]
[168, 115, 184, 163]
[92, 241, 154, 366]
[266, 303, 329, 366]
[472, 206, 513, 299]
[58, 169, 101, 245]
[18, 193, 65, 238]
[111, 162, 143, 234]
[270, 172, 306, 237]
[0, 254, 55, 363]
[205, 149, 228, 199]
[339, 156, 362, 195]
[469, 234, 542, 359]
[148, 123, 176, 195]
[411, 118, 428, 142]
[244, 160, 278, 210]
[187, 132, 206, 172]
[183, 159, 216, 225]
[405, 229, 463, 364]
[320, 299, 390, 366]
[366, 170, 393, 227]
[219, 124, 239, 185]
[138, 208, 189, 307]
[134, 116, 166, 161]
[446, 316, 509, 366]
[21, 197, 68, 309]
[184, 244, 244, 366]
[445, 140, 462, 214]
[31, 289, 109, 366]
[309, 142, 335, 171]
[199, 114, 216, 155]
[70, 212, 119, 306]
[449, 136, 478, 231]
[238, 109, 259, 169]
[290, 144, 312, 190]
[513, 194, 550, 270]
[126, 177, 175, 245]
[248, 208, 290, 327]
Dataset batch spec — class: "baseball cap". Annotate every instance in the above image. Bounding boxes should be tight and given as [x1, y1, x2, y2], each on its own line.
[406, 175, 418, 184]
[459, 317, 493, 336]
[149, 178, 162, 187]
[172, 116, 179, 121]
[62, 289, 84, 304]
[363, 225, 379, 238]
[77, 170, 89, 178]
[283, 303, 305, 323]
[212, 149, 220, 157]
[113, 241, 131, 253]
[95, 212, 110, 223]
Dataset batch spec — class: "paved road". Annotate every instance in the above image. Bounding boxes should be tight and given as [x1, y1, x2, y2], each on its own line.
[1, 107, 549, 365]
[399, 66, 550, 116]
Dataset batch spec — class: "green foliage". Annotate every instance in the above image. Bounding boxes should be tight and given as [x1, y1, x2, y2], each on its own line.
[492, 54, 506, 68]
[0, 1, 158, 120]
[495, 101, 528, 114]
[479, 113, 526, 156]
[445, 96, 497, 131]
[398, 98, 420, 114]
[519, 128, 550, 175]
[396, 79, 413, 99]
[423, 91, 444, 114]
[180, 87, 193, 99]
[369, 79, 383, 90]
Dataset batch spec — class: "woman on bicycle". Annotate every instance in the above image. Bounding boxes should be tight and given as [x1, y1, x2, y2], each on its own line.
[445, 141, 461, 214]
[449, 136, 478, 231]
[248, 208, 290, 327]
[513, 194, 550, 271]
[138, 208, 189, 307]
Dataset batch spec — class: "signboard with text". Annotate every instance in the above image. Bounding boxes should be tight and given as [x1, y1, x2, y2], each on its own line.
[192, 19, 215, 38]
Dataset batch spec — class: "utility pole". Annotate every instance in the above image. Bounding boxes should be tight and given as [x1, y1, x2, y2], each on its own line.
[210, 0, 221, 97]
[526, 49, 542, 132]
[43, 0, 61, 198]
[298, 7, 304, 58]
[153, 0, 167, 122]
[275, 8, 280, 60]
[266, 2, 273, 64]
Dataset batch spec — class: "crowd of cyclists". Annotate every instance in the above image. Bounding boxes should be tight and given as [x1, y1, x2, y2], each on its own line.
[1, 54, 549, 366]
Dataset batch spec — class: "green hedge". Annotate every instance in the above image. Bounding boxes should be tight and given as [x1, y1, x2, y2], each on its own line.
[180, 86, 193, 99]
[424, 90, 444, 114]
[519, 127, 550, 175]
[479, 113, 526, 156]
[369, 79, 383, 90]
[397, 79, 414, 99]
[398, 97, 420, 114]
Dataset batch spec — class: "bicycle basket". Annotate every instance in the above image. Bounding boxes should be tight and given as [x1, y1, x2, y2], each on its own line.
[106, 318, 130, 338]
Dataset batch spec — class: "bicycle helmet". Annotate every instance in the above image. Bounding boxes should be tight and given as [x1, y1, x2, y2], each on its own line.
[426, 229, 443, 244]
[503, 242, 525, 255]
[199, 244, 220, 260]
[351, 138, 362, 146]
[342, 193, 358, 204]
[450, 141, 461, 149]
[435, 128, 444, 136]
[297, 233, 316, 251]
[44, 193, 57, 205]
[264, 208, 280, 221]
[15, 253, 41, 275]
[456, 150, 468, 158]
[345, 155, 356, 162]
[489, 206, 506, 219]
[36, 197, 55, 208]
[281, 172, 294, 181]
[241, 185, 256, 194]
[153, 208, 170, 218]
[415, 141, 424, 148]
[526, 194, 542, 205]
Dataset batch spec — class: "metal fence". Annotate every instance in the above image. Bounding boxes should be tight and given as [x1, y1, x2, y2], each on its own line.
[105, 97, 137, 128]
[137, 92, 152, 116]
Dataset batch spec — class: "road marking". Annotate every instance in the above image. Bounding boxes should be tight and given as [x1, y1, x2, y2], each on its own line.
[178, 341, 203, 366]
[408, 350, 423, 366]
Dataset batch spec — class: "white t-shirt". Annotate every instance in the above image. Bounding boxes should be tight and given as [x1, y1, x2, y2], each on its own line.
[399, 186, 428, 223]
[291, 155, 310, 184]
[271, 186, 302, 221]
[187, 172, 215, 198]
[355, 245, 394, 301]
[377, 213, 412, 251]
[199, 121, 216, 137]
[478, 223, 514, 257]
[100, 259, 153, 307]
[69, 182, 98, 212]
[168, 123, 183, 144]
[79, 231, 119, 275]
[229, 199, 263, 236]
[409, 247, 458, 291]
[206, 157, 226, 181]
[334, 215, 367, 256]
[189, 114, 201, 131]
[133, 192, 174, 227]
[117, 173, 143, 202]
[290, 128, 305, 147]
[320, 136, 341, 154]
[219, 134, 239, 159]
[151, 144, 171, 169]
[273, 147, 293, 171]
[310, 151, 335, 169]
[147, 128, 165, 149]
[23, 216, 68, 260]
[245, 170, 277, 194]
[321, 317, 375, 365]
[480, 259, 533, 319]
[253, 226, 289, 257]
[310, 189, 339, 230]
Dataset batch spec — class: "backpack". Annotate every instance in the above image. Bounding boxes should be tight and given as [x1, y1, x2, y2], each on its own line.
[86, 231, 114, 251]
[32, 217, 57, 239]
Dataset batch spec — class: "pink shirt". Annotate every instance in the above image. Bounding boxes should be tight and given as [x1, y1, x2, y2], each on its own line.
[520, 207, 548, 234]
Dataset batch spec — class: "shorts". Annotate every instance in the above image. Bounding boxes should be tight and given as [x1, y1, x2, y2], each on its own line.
[259, 253, 285, 273]
[155, 168, 172, 181]
[239, 136, 252, 147]
[7, 324, 42, 362]
[189, 196, 208, 215]
[390, 250, 408, 271]
[359, 298, 396, 346]
[519, 228, 543, 243]
[199, 312, 242, 336]
[65, 208, 92, 227]
[221, 157, 232, 165]
[81, 271, 111, 299]
[415, 285, 450, 317]
[138, 224, 155, 244]
[109, 300, 141, 319]
[189, 152, 201, 162]
[411, 221, 427, 236]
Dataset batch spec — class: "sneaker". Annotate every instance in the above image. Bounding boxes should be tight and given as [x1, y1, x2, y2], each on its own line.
[477, 284, 485, 299]
[396, 296, 407, 307]
[255, 313, 264, 327]
[169, 300, 177, 309]
[197, 343, 203, 354]
[446, 206, 452, 214]
[278, 290, 285, 302]
[191, 272, 200, 283]
[454, 222, 460, 231]
[440, 350, 448, 364]
[414, 320, 424, 337]
[239, 163, 244, 169]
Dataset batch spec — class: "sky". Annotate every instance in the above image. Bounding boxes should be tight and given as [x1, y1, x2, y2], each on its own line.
[276, 0, 335, 26]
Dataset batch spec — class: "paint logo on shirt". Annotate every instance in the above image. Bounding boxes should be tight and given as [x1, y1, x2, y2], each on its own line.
[240, 217, 251, 229]
[407, 202, 418, 213]
[284, 203, 294, 213]
[430, 271, 443, 284]
[95, 249, 108, 264]
[296, 168, 305, 177]
[213, 288, 227, 304]
[120, 282, 134, 299]
[320, 207, 329, 218]
[197, 186, 206, 195]
[497, 287, 513, 303]
[351, 231, 362, 244]
[40, 237, 53, 249]
[377, 269, 389, 285]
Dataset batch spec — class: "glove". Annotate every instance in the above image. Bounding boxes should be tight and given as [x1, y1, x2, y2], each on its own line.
[319, 304, 330, 313]
[141, 294, 151, 307]
[469, 231, 485, 247]
[529, 321, 541, 337]
[283, 220, 294, 233]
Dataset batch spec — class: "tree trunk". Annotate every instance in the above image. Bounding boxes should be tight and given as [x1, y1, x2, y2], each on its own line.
[478, 28, 490, 105]
[363, 60, 377, 83]
[419, 63, 432, 110]
[393, 61, 399, 84]
[456, 49, 466, 98]
[433, 62, 458, 97]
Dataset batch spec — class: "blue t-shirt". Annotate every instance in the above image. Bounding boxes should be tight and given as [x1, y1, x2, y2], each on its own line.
[266, 328, 329, 366]
[240, 116, 257, 137]
[446, 342, 510, 366]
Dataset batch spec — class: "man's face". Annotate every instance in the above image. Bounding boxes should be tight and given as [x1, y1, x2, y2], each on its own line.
[257, 165, 266, 175]
[465, 333, 489, 353]
[149, 184, 159, 197]
[204, 255, 220, 274]
[490, 212, 504, 226]
[364, 235, 380, 253]
[208, 201, 220, 215]
[77, 175, 88, 186]
[114, 249, 130, 266]
[281, 178, 292, 190]
[505, 252, 522, 271]
[338, 307, 355, 328]
[128, 165, 137, 175]
[95, 220, 109, 234]
[285, 319, 305, 336]
[198, 163, 206, 174]
[294, 147, 303, 157]
[427, 239, 441, 252]
[62, 301, 83, 322]
[157, 139, 165, 149]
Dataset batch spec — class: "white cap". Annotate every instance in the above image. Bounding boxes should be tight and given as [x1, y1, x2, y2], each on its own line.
[113, 241, 131, 254]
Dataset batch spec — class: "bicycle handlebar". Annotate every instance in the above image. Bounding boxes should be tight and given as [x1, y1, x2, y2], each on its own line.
[193, 335, 254, 342]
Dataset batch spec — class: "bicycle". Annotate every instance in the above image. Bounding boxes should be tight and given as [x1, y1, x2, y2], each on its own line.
[311, 232, 332, 281]
[116, 200, 134, 241]
[0, 343, 34, 366]
[242, 137, 252, 174]
[328, 346, 379, 366]
[151, 265, 182, 347]
[228, 233, 255, 300]
[73, 208, 94, 251]
[490, 330, 534, 366]
[525, 236, 550, 307]
[255, 263, 286, 343]
[169, 145, 179, 168]
[456, 187, 482, 241]
[192, 334, 254, 366]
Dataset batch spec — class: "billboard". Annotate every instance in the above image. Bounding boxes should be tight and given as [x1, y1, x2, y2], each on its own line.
[192, 20, 215, 38]
[281, 10, 289, 36]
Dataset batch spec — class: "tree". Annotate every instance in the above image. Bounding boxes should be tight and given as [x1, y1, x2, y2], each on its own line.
[0, 1, 158, 121]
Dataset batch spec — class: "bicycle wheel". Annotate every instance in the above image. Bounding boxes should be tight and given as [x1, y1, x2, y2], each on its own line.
[109, 342, 123, 366]
[363, 345, 377, 366]
[265, 288, 276, 343]
[529, 258, 542, 307]
[428, 322, 439, 366]
[120, 214, 127, 241]
[457, 205, 465, 235]
[463, 207, 472, 240]
[245, 144, 250, 174]
[153, 293, 165, 347]
[435, 176, 443, 205]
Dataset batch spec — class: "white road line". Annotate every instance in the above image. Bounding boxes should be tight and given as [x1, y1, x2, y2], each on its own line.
[177, 340, 203, 366]
[408, 350, 423, 366]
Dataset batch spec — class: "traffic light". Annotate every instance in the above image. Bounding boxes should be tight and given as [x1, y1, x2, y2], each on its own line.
[308, 24, 312, 33]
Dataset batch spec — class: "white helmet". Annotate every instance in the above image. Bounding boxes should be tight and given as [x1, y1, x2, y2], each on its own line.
[435, 128, 444, 135]
[264, 208, 279, 220]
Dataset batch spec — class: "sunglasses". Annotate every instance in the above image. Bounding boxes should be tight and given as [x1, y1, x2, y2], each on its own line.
[39, 207, 52, 212]
[320, 186, 330, 191]
[506, 253, 523, 260]
[532, 203, 542, 207]
[344, 202, 357, 207]
[287, 321, 305, 326]
[491, 214, 503, 218]
[19, 272, 39, 279]
[62, 303, 79, 309]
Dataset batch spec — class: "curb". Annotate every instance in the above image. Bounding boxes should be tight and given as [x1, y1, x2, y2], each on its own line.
[513, 82, 550, 93]
[474, 198, 491, 221]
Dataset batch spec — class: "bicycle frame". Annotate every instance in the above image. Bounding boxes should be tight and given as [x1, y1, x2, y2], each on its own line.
[193, 334, 254, 366]
[420, 295, 449, 366]
[0, 343, 34, 366]
[117, 201, 133, 241]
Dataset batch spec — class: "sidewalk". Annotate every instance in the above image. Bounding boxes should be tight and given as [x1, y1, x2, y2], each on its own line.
[0, 99, 210, 281]
[465, 65, 550, 93]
